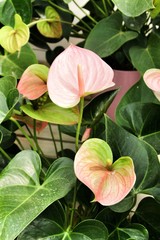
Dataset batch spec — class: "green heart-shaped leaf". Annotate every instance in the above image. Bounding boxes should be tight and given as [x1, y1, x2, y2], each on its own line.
[74, 138, 136, 206]
[18, 218, 108, 240]
[82, 89, 118, 126]
[0, 44, 38, 78]
[21, 102, 79, 125]
[85, 12, 138, 58]
[111, 0, 153, 17]
[129, 34, 160, 74]
[0, 89, 19, 123]
[0, 0, 32, 26]
[108, 223, 149, 239]
[0, 150, 76, 240]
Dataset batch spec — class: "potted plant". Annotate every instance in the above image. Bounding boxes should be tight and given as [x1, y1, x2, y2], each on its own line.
[0, 1, 160, 240]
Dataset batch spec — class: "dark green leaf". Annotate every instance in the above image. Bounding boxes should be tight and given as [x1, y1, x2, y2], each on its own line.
[0, 0, 15, 26]
[72, 219, 108, 239]
[123, 13, 147, 31]
[117, 102, 160, 153]
[0, 76, 17, 97]
[0, 89, 19, 123]
[116, 78, 159, 124]
[0, 44, 38, 78]
[82, 89, 118, 126]
[12, 0, 32, 24]
[129, 34, 160, 74]
[85, 12, 138, 58]
[109, 223, 149, 240]
[133, 197, 160, 233]
[111, 0, 153, 17]
[0, 125, 15, 149]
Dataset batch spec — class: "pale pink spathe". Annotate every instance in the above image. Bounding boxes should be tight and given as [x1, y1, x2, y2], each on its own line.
[74, 138, 136, 206]
[144, 68, 160, 101]
[47, 45, 115, 108]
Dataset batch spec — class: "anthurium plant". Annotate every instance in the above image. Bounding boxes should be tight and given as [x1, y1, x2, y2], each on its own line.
[0, 1, 160, 240]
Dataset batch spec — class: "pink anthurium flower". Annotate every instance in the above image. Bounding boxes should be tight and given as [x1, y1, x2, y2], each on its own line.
[143, 68, 160, 101]
[47, 45, 114, 108]
[74, 138, 136, 206]
[17, 64, 49, 100]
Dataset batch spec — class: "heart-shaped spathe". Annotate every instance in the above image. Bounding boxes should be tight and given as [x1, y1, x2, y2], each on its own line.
[74, 138, 136, 206]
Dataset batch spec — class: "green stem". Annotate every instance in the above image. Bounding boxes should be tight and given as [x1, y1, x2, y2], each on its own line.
[33, 119, 45, 156]
[58, 125, 64, 156]
[0, 147, 12, 161]
[90, 0, 107, 16]
[72, 0, 97, 24]
[16, 136, 25, 150]
[28, 18, 55, 28]
[69, 97, 85, 228]
[60, 20, 89, 32]
[48, 0, 92, 30]
[75, 97, 84, 152]
[10, 117, 37, 151]
[102, 0, 108, 14]
[48, 123, 58, 158]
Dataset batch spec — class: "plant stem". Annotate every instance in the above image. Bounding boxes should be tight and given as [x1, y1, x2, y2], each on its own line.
[0, 147, 12, 161]
[72, 0, 97, 24]
[48, 123, 58, 158]
[48, 0, 92, 30]
[69, 97, 85, 228]
[58, 125, 64, 156]
[28, 18, 54, 28]
[102, 0, 108, 14]
[10, 117, 37, 152]
[33, 119, 45, 157]
[90, 0, 107, 17]
[75, 97, 84, 151]
[16, 136, 25, 150]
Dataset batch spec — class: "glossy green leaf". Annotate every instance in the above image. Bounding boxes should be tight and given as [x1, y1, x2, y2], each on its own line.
[0, 92, 9, 123]
[123, 13, 147, 32]
[85, 12, 138, 58]
[18, 218, 108, 239]
[133, 197, 160, 233]
[82, 90, 118, 126]
[0, 0, 32, 25]
[0, 151, 76, 240]
[116, 78, 159, 124]
[0, 44, 38, 78]
[0, 76, 17, 97]
[12, 0, 32, 24]
[0, 0, 16, 26]
[117, 102, 160, 153]
[72, 220, 109, 239]
[115, 78, 160, 153]
[129, 34, 160, 74]
[21, 102, 79, 125]
[0, 89, 19, 123]
[109, 223, 149, 240]
[0, 125, 15, 149]
[96, 207, 129, 232]
[111, 0, 153, 17]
